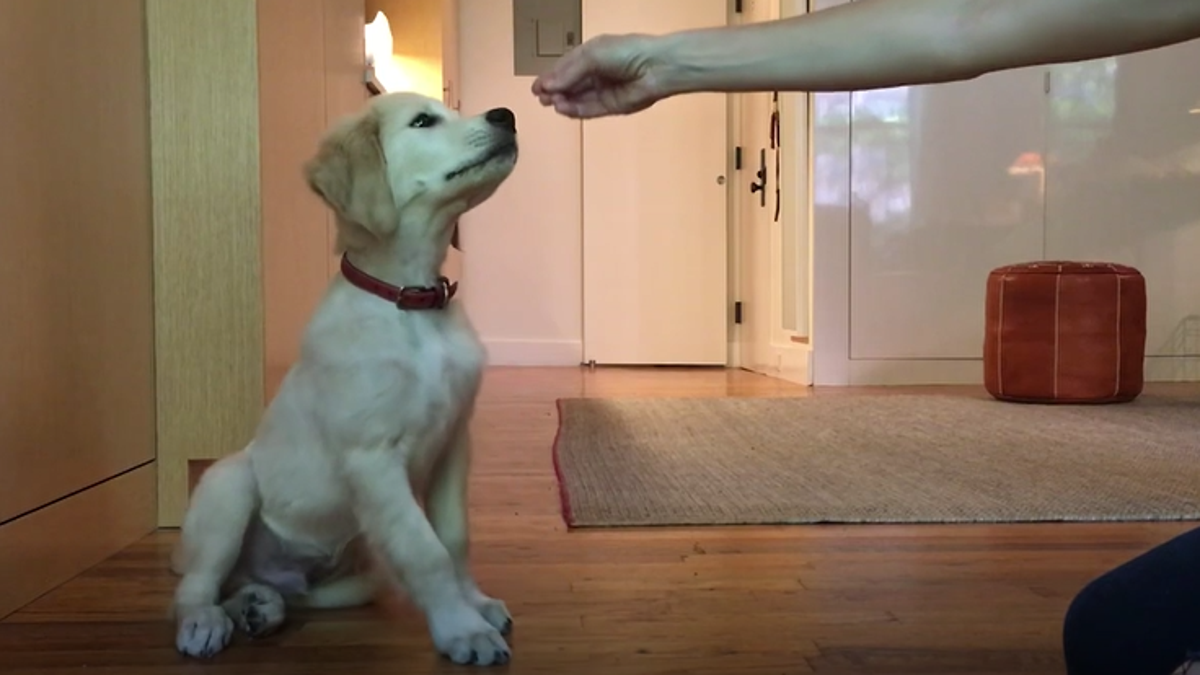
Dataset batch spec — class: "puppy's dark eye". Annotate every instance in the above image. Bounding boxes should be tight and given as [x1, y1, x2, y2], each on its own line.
[409, 113, 440, 129]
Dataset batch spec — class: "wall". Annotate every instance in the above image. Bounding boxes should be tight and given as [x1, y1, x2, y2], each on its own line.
[459, 0, 584, 365]
[0, 0, 157, 618]
[147, 0, 265, 526]
[260, 0, 367, 401]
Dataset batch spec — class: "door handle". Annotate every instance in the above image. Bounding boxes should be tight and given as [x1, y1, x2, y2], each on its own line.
[749, 148, 767, 207]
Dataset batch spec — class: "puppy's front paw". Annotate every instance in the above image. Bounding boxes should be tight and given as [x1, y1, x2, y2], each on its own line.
[430, 606, 512, 666]
[224, 583, 286, 639]
[470, 594, 513, 636]
[176, 605, 234, 658]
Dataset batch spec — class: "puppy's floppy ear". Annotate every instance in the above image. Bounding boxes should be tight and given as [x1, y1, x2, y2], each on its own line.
[304, 110, 398, 240]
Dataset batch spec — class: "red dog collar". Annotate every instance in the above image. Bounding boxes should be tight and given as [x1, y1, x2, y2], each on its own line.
[340, 255, 457, 310]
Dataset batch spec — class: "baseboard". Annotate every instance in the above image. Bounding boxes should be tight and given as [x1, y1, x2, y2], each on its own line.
[844, 359, 985, 386]
[1144, 355, 1200, 382]
[0, 463, 156, 619]
[831, 356, 1200, 387]
[482, 339, 583, 366]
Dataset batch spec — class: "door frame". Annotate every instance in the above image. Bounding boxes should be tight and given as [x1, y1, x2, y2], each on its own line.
[728, 0, 813, 385]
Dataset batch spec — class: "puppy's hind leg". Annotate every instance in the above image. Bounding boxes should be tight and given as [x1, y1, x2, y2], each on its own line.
[222, 583, 286, 639]
[172, 450, 259, 658]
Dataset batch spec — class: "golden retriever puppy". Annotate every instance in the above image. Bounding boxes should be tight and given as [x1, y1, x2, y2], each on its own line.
[169, 91, 519, 666]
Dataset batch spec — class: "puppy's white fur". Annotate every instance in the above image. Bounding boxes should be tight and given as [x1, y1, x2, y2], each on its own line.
[169, 92, 518, 666]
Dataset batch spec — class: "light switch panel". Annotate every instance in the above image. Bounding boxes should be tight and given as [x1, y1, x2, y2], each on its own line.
[513, 0, 581, 76]
[536, 21, 566, 57]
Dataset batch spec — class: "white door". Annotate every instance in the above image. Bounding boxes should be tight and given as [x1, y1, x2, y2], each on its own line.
[581, 0, 730, 366]
[734, 0, 812, 384]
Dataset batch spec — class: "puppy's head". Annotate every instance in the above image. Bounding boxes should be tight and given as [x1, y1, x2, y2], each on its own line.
[304, 91, 518, 250]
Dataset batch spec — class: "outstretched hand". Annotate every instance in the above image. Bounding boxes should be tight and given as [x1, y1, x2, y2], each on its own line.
[531, 34, 671, 119]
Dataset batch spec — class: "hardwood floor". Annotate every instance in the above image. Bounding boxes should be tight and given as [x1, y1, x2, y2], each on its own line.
[2, 366, 1196, 674]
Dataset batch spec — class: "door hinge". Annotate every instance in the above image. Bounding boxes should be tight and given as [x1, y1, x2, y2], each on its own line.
[1044, 71, 1051, 94]
[734, 146, 743, 170]
[734, 301, 743, 324]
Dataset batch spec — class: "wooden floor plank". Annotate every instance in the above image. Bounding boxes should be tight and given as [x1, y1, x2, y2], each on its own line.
[2, 366, 1196, 674]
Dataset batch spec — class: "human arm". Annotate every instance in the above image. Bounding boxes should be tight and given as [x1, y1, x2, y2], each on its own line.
[532, 0, 1200, 118]
[658, 0, 1200, 92]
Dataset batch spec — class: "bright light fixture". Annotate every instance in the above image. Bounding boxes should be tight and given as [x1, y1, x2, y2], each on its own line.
[365, 11, 405, 93]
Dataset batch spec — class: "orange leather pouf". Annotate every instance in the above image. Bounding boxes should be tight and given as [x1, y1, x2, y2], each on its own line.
[983, 261, 1147, 404]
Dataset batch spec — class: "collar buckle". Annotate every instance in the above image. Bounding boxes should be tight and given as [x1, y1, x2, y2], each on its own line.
[396, 277, 454, 310]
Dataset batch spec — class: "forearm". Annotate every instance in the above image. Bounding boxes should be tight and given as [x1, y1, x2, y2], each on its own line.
[651, 0, 1200, 94]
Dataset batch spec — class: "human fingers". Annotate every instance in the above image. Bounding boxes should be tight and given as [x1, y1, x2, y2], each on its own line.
[530, 88, 600, 118]
[548, 86, 655, 120]
[551, 98, 611, 119]
[531, 43, 593, 97]
[534, 74, 597, 108]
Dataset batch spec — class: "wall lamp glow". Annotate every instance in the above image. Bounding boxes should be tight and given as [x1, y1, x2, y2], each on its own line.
[364, 11, 400, 95]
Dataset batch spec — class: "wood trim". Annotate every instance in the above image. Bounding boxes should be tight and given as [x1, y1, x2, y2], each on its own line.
[147, 0, 265, 527]
[0, 463, 156, 620]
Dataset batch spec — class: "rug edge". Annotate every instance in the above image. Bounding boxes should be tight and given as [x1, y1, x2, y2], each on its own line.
[549, 397, 576, 530]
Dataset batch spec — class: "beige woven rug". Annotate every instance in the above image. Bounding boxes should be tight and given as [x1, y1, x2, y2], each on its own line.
[551, 394, 1200, 528]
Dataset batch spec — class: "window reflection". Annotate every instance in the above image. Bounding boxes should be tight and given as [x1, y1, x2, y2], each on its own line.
[809, 42, 1200, 363]
[846, 87, 913, 228]
[1049, 58, 1118, 163]
[812, 93, 850, 208]
[844, 69, 1060, 357]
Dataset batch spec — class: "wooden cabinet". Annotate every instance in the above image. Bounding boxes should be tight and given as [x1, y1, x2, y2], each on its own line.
[0, 0, 157, 619]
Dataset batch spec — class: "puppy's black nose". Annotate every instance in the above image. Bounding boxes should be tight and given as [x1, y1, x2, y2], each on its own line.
[485, 107, 516, 133]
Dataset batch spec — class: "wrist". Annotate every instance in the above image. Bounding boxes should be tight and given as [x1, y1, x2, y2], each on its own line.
[643, 31, 705, 98]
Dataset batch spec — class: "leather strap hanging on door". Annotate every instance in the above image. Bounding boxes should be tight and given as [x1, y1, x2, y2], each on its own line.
[770, 91, 782, 223]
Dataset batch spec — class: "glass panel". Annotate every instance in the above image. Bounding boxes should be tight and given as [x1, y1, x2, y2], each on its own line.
[779, 0, 808, 337]
[848, 69, 1048, 359]
[780, 92, 807, 335]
